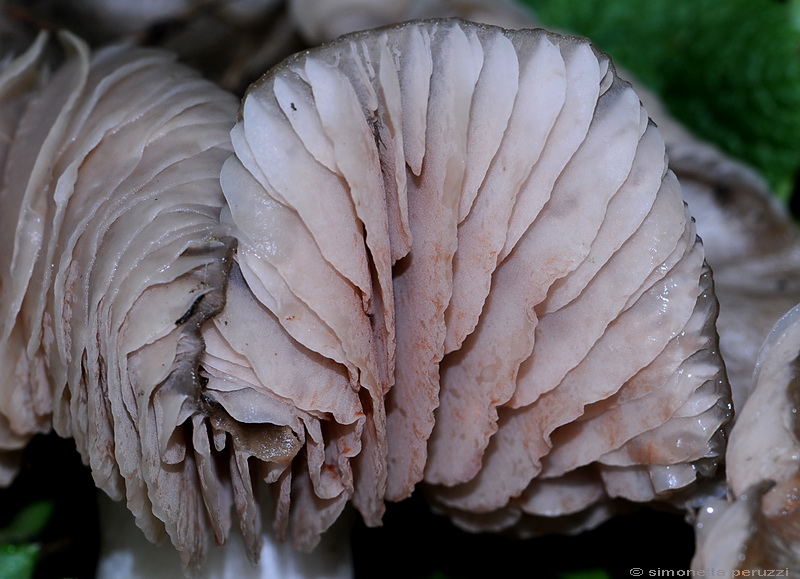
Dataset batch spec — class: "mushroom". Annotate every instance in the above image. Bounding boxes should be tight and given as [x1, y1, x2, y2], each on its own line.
[0, 28, 239, 569]
[0, 17, 731, 576]
[692, 302, 800, 572]
[2, 0, 306, 94]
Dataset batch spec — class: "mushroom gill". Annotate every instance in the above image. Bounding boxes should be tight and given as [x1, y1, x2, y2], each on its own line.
[0, 30, 240, 568]
[0, 18, 731, 573]
[221, 17, 731, 540]
[284, 0, 800, 416]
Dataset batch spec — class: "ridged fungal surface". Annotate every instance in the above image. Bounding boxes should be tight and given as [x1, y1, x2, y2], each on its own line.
[0, 19, 731, 571]
[693, 303, 800, 572]
[222, 18, 730, 539]
[0, 31, 239, 567]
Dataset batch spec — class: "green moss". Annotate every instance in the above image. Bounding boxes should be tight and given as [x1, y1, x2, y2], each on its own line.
[0, 543, 40, 579]
[0, 500, 54, 579]
[0, 500, 54, 544]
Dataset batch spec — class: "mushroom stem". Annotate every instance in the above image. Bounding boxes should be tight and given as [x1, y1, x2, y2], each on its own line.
[96, 492, 355, 579]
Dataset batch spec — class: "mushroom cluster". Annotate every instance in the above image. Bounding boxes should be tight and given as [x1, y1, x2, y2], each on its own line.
[0, 15, 734, 577]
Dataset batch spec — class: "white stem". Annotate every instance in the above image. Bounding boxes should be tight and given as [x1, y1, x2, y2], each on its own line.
[95, 493, 354, 579]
